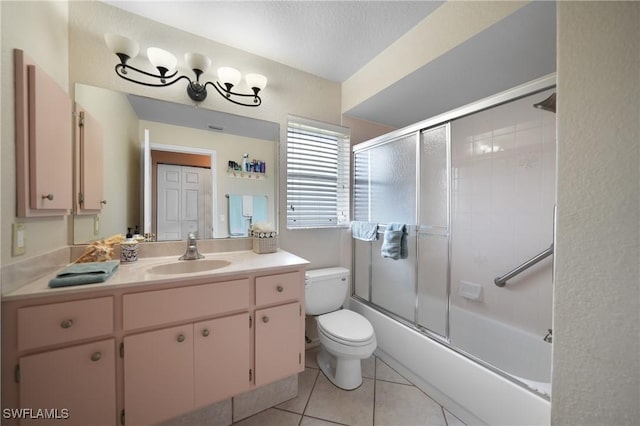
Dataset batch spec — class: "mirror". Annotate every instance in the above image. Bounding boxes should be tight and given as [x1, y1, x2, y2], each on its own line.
[72, 84, 279, 244]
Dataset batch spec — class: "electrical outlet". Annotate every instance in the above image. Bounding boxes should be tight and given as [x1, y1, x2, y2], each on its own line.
[13, 223, 26, 256]
[94, 216, 100, 235]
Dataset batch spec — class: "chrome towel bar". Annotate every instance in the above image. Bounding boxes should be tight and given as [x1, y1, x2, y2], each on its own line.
[494, 244, 554, 287]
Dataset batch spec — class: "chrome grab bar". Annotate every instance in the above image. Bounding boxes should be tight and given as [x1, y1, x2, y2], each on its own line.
[494, 244, 554, 287]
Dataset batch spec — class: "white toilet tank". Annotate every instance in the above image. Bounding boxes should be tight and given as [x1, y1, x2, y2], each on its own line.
[305, 267, 350, 315]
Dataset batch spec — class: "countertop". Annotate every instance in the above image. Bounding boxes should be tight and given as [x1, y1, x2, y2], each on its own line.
[2, 249, 310, 302]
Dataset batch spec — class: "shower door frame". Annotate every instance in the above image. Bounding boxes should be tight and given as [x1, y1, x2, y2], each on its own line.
[350, 73, 557, 399]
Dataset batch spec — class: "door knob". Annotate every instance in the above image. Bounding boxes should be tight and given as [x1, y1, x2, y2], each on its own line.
[42, 194, 54, 201]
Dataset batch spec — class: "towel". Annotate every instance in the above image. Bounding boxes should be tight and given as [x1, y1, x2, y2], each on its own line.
[381, 223, 408, 260]
[228, 195, 245, 236]
[48, 260, 119, 288]
[229, 195, 269, 237]
[350, 221, 378, 241]
[252, 195, 268, 223]
[242, 195, 253, 216]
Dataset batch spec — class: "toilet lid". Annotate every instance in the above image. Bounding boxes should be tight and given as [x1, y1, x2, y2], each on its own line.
[317, 310, 374, 343]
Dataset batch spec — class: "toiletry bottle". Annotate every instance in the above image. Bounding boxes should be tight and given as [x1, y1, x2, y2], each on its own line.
[126, 227, 133, 238]
[242, 153, 249, 172]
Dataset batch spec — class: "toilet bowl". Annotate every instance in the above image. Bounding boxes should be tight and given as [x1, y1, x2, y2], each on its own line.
[305, 267, 377, 390]
[315, 309, 377, 390]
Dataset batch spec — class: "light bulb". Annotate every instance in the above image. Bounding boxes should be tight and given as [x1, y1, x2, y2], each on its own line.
[104, 34, 139, 60]
[217, 67, 242, 88]
[185, 52, 211, 74]
[245, 73, 267, 91]
[147, 47, 177, 74]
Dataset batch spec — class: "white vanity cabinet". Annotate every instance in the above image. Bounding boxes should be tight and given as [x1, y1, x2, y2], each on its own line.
[1, 258, 307, 426]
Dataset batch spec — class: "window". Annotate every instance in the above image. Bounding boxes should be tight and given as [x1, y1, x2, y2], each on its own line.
[286, 115, 350, 229]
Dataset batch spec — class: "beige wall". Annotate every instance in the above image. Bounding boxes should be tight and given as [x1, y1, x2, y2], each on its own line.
[73, 84, 140, 243]
[342, 115, 396, 146]
[1, 1, 69, 266]
[553, 2, 639, 424]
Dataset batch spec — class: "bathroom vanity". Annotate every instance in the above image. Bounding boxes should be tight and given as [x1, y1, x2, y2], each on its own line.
[1, 250, 308, 425]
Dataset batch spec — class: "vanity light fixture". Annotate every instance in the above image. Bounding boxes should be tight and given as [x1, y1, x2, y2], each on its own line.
[104, 34, 267, 107]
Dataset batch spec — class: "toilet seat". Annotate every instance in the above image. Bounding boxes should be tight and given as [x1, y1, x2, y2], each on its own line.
[317, 310, 374, 345]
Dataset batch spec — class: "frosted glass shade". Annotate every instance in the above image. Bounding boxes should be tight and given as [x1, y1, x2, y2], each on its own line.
[104, 33, 139, 59]
[245, 73, 268, 91]
[217, 67, 241, 87]
[147, 47, 177, 72]
[185, 52, 211, 74]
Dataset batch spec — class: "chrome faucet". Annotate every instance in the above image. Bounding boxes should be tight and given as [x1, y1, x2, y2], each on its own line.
[179, 232, 204, 260]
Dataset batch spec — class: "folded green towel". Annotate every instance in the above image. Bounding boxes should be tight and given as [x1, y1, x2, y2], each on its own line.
[48, 261, 119, 288]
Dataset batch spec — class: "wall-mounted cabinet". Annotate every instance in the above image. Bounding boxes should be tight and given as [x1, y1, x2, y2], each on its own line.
[75, 105, 105, 213]
[14, 49, 72, 217]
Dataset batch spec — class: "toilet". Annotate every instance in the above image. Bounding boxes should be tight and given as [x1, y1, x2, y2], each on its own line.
[305, 267, 376, 390]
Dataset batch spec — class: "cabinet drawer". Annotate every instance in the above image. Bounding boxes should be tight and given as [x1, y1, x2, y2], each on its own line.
[123, 279, 250, 330]
[17, 297, 114, 352]
[255, 271, 302, 307]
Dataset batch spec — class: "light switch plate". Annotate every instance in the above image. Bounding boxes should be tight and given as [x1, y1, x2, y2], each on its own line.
[94, 216, 100, 235]
[13, 223, 26, 256]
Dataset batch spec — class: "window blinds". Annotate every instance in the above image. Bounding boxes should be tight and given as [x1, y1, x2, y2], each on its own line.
[286, 116, 350, 229]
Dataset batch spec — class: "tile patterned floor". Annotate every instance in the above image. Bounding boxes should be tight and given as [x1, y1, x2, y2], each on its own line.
[232, 347, 466, 426]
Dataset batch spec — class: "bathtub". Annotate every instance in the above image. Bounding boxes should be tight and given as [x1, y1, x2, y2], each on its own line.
[348, 299, 551, 426]
[449, 306, 552, 397]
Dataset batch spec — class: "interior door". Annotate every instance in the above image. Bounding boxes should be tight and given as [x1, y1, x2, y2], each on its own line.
[157, 164, 182, 240]
[157, 164, 208, 240]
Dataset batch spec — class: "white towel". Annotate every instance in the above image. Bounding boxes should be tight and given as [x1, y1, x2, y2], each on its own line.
[242, 195, 253, 216]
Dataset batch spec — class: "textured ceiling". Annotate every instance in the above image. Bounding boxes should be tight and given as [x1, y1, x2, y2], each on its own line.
[103, 1, 443, 82]
[102, 1, 556, 129]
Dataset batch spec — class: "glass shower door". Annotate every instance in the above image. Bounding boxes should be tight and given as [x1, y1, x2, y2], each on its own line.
[353, 135, 417, 323]
[417, 124, 450, 337]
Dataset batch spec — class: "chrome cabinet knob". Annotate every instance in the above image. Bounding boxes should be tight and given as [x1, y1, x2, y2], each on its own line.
[60, 319, 73, 329]
[262, 316, 269, 323]
[90, 352, 102, 362]
[177, 334, 186, 343]
[276, 285, 284, 293]
[100, 200, 107, 205]
[42, 194, 54, 201]
[202, 329, 210, 337]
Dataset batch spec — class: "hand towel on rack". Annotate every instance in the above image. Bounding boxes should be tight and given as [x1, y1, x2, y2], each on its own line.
[242, 195, 253, 216]
[350, 221, 378, 241]
[381, 223, 408, 260]
[228, 195, 246, 236]
[252, 195, 268, 223]
[48, 260, 119, 288]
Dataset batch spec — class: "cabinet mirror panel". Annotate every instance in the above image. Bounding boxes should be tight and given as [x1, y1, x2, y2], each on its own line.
[72, 84, 279, 244]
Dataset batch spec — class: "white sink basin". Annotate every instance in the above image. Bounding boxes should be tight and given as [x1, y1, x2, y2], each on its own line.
[148, 259, 231, 275]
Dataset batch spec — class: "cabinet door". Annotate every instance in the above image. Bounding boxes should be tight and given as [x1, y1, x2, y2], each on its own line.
[77, 106, 104, 212]
[19, 339, 116, 426]
[27, 64, 72, 211]
[194, 313, 250, 408]
[124, 325, 194, 425]
[255, 302, 303, 386]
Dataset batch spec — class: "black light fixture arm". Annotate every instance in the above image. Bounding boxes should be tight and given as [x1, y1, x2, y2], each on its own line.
[206, 81, 262, 107]
[114, 63, 262, 107]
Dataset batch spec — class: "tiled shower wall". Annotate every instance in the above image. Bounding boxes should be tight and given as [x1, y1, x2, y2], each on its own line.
[450, 89, 556, 339]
